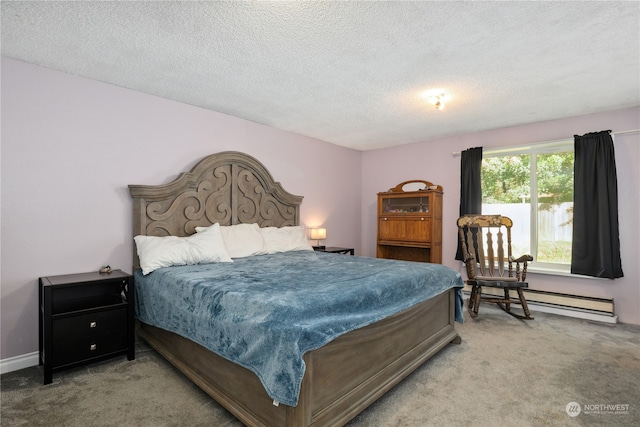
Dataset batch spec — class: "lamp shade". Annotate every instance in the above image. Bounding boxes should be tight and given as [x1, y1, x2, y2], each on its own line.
[310, 228, 326, 240]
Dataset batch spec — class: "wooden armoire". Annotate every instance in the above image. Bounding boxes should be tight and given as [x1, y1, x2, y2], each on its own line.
[377, 180, 443, 264]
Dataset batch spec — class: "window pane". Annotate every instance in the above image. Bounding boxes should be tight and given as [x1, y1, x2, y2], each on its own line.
[481, 155, 531, 256]
[536, 152, 574, 264]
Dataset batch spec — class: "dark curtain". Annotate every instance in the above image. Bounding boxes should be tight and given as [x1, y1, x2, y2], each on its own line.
[571, 131, 623, 278]
[455, 147, 483, 261]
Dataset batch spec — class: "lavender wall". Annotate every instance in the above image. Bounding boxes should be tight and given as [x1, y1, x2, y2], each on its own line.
[0, 58, 362, 360]
[362, 107, 640, 325]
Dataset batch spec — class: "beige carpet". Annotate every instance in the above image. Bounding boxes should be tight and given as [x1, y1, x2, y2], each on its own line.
[2, 304, 639, 426]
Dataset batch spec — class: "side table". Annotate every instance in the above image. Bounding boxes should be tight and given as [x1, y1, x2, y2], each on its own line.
[39, 269, 135, 384]
[314, 247, 355, 255]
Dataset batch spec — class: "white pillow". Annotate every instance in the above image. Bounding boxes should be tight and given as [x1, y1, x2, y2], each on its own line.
[261, 226, 314, 253]
[196, 223, 268, 258]
[134, 223, 232, 275]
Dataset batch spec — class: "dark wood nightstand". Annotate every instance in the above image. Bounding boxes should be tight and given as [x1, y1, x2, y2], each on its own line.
[39, 270, 135, 384]
[314, 247, 355, 255]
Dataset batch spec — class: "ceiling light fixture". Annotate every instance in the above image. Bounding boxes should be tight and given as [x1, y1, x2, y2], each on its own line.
[431, 93, 446, 111]
[421, 89, 448, 111]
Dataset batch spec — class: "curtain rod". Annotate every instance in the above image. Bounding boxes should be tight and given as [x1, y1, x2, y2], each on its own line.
[451, 129, 640, 157]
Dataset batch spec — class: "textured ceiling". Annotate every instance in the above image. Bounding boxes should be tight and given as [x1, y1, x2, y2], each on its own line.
[2, 1, 639, 151]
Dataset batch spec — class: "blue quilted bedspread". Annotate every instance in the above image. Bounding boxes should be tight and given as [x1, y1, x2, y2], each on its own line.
[134, 251, 464, 406]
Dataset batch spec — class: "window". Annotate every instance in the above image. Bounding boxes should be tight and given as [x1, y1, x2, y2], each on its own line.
[481, 140, 574, 271]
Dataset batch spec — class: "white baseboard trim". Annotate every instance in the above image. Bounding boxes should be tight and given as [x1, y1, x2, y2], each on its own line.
[527, 302, 618, 324]
[0, 351, 39, 375]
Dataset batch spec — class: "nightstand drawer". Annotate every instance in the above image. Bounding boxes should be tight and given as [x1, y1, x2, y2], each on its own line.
[52, 330, 128, 367]
[53, 307, 127, 341]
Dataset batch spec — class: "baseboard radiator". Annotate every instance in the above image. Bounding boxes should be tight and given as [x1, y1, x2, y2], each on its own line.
[462, 284, 617, 323]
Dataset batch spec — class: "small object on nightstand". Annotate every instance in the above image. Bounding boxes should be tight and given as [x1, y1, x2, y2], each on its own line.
[99, 265, 112, 274]
[312, 245, 326, 251]
[310, 228, 327, 248]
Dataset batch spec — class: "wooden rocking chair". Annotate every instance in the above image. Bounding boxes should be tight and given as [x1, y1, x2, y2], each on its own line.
[457, 215, 534, 320]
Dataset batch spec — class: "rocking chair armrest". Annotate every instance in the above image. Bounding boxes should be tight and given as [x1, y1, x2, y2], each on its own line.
[510, 254, 533, 282]
[510, 254, 534, 264]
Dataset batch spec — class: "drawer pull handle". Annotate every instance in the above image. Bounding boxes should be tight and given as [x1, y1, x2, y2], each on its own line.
[421, 217, 425, 221]
[90, 321, 97, 328]
[90, 344, 97, 351]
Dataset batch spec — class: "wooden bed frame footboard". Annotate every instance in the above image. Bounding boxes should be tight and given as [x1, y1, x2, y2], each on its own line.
[138, 288, 460, 427]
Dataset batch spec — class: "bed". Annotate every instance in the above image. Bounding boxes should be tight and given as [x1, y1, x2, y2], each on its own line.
[129, 151, 463, 427]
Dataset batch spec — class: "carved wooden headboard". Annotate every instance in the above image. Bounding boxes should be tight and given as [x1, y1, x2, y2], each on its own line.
[128, 151, 303, 270]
